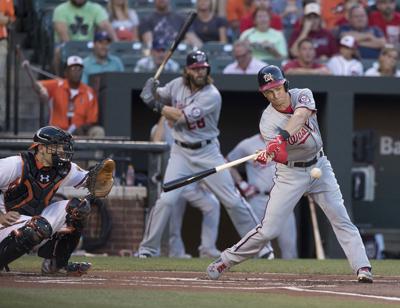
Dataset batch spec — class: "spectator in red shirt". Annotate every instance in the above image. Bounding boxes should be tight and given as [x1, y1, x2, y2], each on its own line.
[283, 38, 332, 75]
[240, 0, 283, 33]
[369, 0, 400, 46]
[289, 2, 338, 60]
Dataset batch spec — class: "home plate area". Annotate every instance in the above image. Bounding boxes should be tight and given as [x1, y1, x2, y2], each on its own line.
[1, 271, 400, 303]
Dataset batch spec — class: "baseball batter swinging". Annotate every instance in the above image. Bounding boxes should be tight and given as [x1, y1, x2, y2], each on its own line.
[137, 50, 273, 258]
[207, 65, 373, 283]
[0, 126, 114, 275]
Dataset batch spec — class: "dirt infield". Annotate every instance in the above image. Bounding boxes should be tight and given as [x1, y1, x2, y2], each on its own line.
[1, 271, 400, 303]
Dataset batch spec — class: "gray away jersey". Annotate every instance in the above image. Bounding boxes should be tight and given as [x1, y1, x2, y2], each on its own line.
[157, 77, 221, 143]
[259, 88, 323, 162]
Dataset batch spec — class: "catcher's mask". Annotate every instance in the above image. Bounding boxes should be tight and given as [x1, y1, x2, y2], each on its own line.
[257, 65, 289, 92]
[30, 126, 74, 166]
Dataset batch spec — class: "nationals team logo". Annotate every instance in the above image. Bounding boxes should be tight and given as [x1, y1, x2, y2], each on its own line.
[190, 107, 202, 119]
[298, 93, 311, 104]
[263, 73, 274, 83]
[195, 53, 207, 62]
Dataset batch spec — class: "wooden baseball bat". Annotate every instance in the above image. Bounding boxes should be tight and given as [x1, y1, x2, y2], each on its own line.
[307, 195, 325, 260]
[153, 11, 197, 80]
[163, 151, 270, 192]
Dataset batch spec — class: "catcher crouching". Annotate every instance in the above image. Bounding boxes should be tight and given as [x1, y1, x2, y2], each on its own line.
[0, 126, 115, 276]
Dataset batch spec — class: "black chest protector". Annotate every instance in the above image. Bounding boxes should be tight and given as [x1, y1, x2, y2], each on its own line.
[4, 152, 71, 216]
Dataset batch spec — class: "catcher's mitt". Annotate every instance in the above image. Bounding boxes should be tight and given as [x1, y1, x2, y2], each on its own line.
[86, 158, 116, 198]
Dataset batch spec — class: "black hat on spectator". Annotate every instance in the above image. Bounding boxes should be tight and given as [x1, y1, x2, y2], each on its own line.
[152, 40, 169, 51]
[94, 31, 112, 42]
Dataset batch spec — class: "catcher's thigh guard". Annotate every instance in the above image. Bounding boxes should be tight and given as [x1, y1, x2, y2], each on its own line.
[0, 216, 52, 270]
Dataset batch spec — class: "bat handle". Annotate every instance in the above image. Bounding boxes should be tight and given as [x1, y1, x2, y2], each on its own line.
[153, 50, 172, 80]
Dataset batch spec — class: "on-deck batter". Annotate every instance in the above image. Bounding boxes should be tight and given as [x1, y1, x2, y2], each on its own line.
[207, 65, 373, 283]
[137, 50, 273, 258]
[151, 117, 221, 258]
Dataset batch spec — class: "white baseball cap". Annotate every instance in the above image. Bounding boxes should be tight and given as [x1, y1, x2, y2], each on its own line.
[304, 3, 321, 16]
[340, 35, 356, 48]
[67, 55, 84, 67]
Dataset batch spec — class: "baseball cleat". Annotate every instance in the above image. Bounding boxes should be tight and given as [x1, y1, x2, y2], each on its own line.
[357, 267, 373, 283]
[66, 262, 92, 276]
[206, 257, 230, 280]
[41, 259, 91, 276]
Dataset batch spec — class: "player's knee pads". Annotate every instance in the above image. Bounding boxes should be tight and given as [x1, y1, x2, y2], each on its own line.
[66, 197, 91, 230]
[0, 216, 52, 268]
[14, 216, 53, 251]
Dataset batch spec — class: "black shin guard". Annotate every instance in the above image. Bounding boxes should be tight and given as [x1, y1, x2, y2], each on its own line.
[38, 231, 81, 269]
[0, 216, 52, 270]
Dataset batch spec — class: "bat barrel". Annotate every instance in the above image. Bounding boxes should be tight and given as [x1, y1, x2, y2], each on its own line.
[162, 168, 216, 192]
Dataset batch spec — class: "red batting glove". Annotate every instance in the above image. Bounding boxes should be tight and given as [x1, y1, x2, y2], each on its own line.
[255, 150, 269, 165]
[267, 135, 288, 164]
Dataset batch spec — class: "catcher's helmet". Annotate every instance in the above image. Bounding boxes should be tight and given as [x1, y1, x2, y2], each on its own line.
[186, 50, 210, 71]
[31, 126, 74, 164]
[258, 65, 289, 92]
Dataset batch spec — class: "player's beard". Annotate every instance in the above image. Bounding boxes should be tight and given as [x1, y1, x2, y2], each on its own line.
[190, 75, 207, 88]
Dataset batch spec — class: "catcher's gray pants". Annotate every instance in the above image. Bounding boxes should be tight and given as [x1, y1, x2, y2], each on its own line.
[138, 142, 267, 256]
[222, 156, 371, 273]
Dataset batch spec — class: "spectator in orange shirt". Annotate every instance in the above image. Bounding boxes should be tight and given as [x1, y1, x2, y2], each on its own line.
[33, 56, 105, 138]
[226, 0, 254, 37]
[0, 0, 15, 129]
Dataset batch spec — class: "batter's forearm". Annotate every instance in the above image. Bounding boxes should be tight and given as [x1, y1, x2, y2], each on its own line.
[161, 106, 183, 122]
[284, 111, 310, 135]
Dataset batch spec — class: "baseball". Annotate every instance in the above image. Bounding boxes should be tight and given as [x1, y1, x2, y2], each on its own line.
[310, 167, 322, 179]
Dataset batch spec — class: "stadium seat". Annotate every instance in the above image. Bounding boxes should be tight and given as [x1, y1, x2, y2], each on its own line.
[110, 41, 143, 55]
[173, 0, 196, 10]
[61, 41, 93, 63]
[129, 0, 155, 9]
[33, 0, 63, 13]
[135, 8, 155, 22]
[121, 55, 143, 71]
[209, 56, 234, 74]
[361, 59, 377, 71]
[202, 42, 233, 57]
[109, 41, 144, 71]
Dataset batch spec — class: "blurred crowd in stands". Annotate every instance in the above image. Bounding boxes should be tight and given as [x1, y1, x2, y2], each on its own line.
[1, 0, 399, 134]
[7, 0, 400, 79]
